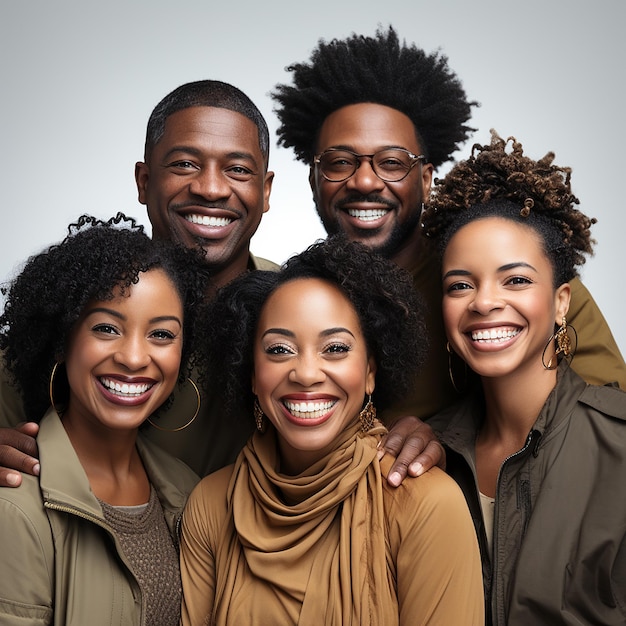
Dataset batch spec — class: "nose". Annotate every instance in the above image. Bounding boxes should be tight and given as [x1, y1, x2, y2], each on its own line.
[288, 352, 326, 387]
[468, 283, 505, 315]
[113, 334, 152, 371]
[188, 163, 230, 199]
[345, 157, 385, 193]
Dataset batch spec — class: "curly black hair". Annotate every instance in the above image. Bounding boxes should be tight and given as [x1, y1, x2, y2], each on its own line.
[421, 130, 596, 286]
[196, 235, 427, 426]
[144, 80, 270, 167]
[0, 213, 209, 422]
[271, 25, 477, 168]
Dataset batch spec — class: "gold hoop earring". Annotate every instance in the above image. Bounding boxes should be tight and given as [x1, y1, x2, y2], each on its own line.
[447, 342, 467, 393]
[49, 362, 65, 416]
[542, 317, 577, 370]
[358, 395, 377, 432]
[253, 398, 267, 433]
[146, 378, 200, 432]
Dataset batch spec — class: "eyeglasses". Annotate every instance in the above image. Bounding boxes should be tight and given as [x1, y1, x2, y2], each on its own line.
[314, 148, 425, 183]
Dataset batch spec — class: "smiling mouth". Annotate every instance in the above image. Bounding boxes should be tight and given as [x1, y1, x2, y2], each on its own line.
[282, 399, 337, 419]
[99, 377, 154, 397]
[346, 208, 389, 222]
[184, 214, 233, 227]
[470, 328, 520, 343]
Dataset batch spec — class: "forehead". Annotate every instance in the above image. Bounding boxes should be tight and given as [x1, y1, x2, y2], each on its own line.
[445, 217, 547, 266]
[259, 278, 361, 329]
[155, 106, 262, 161]
[316, 103, 421, 154]
[106, 268, 182, 309]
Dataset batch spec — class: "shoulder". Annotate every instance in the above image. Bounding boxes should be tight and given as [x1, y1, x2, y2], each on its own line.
[380, 461, 469, 523]
[249, 254, 280, 272]
[185, 465, 234, 521]
[578, 382, 626, 423]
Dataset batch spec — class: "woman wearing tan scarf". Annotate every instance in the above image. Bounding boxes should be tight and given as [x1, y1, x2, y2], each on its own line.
[180, 236, 484, 625]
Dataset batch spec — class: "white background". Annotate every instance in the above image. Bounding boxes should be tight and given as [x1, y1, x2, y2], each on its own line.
[1, 1, 624, 354]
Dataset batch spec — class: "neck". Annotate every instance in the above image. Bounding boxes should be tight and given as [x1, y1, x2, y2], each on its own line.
[480, 363, 557, 445]
[61, 412, 149, 505]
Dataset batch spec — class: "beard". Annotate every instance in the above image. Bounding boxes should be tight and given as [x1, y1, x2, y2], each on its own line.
[315, 194, 423, 260]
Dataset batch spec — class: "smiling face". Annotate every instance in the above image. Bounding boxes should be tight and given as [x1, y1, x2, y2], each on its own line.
[310, 103, 433, 269]
[63, 269, 184, 433]
[135, 106, 274, 287]
[442, 217, 570, 381]
[252, 278, 376, 474]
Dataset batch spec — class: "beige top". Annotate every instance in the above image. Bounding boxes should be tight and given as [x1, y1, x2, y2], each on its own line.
[180, 424, 484, 625]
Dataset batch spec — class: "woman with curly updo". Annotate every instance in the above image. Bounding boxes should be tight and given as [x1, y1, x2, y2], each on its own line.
[424, 132, 626, 625]
[0, 214, 204, 625]
[179, 235, 484, 625]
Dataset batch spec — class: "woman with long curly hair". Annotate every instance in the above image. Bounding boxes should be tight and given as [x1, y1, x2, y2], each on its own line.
[423, 132, 626, 624]
[0, 214, 205, 625]
[179, 235, 484, 625]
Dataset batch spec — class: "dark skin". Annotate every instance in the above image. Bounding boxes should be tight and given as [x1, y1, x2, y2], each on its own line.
[0, 102, 444, 488]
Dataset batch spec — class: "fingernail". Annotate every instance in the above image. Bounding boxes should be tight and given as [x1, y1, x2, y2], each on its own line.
[410, 462, 424, 476]
[376, 449, 385, 460]
[7, 473, 20, 486]
[33, 463, 41, 476]
[389, 472, 401, 486]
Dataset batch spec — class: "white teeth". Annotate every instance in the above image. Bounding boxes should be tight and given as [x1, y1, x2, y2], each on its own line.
[283, 400, 336, 419]
[471, 328, 520, 343]
[347, 208, 388, 222]
[185, 214, 232, 227]
[100, 377, 152, 397]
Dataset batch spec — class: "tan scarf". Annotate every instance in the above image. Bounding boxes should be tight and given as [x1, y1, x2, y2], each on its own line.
[211, 418, 399, 625]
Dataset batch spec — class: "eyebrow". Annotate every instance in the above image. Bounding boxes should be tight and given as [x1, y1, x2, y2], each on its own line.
[162, 145, 257, 163]
[443, 261, 537, 280]
[261, 327, 355, 339]
[85, 307, 182, 327]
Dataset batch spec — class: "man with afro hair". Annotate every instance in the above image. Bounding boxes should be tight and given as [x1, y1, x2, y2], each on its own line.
[272, 26, 625, 427]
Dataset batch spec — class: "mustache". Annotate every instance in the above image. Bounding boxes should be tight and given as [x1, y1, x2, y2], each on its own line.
[335, 194, 397, 211]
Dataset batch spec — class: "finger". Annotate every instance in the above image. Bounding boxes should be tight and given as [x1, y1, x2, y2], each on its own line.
[406, 440, 447, 477]
[0, 467, 24, 487]
[386, 436, 426, 487]
[15, 422, 40, 438]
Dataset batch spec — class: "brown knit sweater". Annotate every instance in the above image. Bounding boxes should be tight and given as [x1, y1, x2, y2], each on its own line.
[99, 487, 181, 626]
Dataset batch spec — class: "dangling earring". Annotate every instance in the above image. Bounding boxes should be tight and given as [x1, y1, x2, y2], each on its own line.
[49, 362, 65, 416]
[147, 378, 201, 432]
[253, 398, 266, 433]
[447, 342, 467, 393]
[358, 395, 377, 432]
[542, 317, 577, 370]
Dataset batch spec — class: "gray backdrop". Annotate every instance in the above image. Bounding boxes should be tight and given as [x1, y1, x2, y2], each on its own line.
[1, 1, 624, 354]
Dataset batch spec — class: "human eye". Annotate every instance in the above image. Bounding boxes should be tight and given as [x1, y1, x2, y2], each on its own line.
[265, 342, 295, 356]
[376, 150, 409, 172]
[225, 163, 255, 181]
[150, 328, 177, 341]
[445, 281, 473, 295]
[166, 159, 198, 173]
[323, 151, 355, 172]
[505, 275, 533, 287]
[323, 341, 351, 357]
[92, 323, 119, 336]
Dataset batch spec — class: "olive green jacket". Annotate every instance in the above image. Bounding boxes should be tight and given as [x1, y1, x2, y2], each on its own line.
[429, 364, 626, 625]
[0, 410, 199, 625]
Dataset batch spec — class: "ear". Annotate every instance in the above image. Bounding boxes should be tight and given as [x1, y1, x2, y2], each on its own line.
[135, 161, 149, 205]
[554, 282, 571, 324]
[420, 162, 434, 203]
[365, 356, 377, 396]
[308, 165, 316, 194]
[262, 170, 274, 214]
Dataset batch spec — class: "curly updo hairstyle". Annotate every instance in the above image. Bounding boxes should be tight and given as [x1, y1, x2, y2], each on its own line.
[197, 235, 428, 426]
[0, 213, 209, 421]
[422, 130, 596, 285]
[271, 25, 477, 168]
